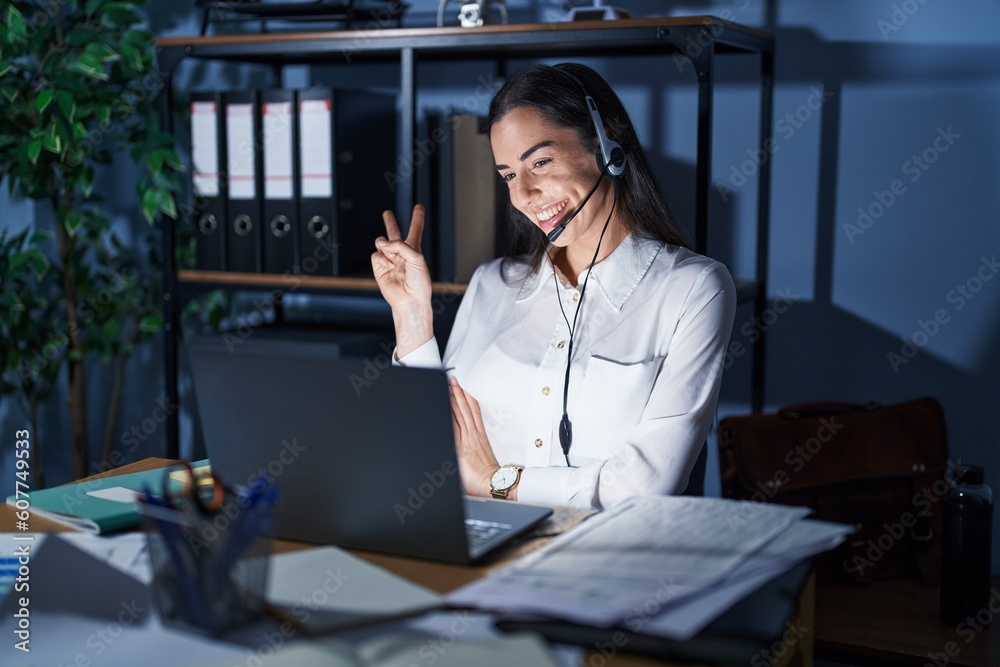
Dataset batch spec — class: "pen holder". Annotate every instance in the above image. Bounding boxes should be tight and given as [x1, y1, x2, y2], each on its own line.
[140, 485, 277, 637]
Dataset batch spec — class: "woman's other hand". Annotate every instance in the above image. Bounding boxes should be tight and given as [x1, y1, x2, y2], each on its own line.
[450, 377, 507, 499]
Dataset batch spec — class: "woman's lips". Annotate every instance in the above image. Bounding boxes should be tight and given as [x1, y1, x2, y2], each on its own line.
[535, 200, 571, 231]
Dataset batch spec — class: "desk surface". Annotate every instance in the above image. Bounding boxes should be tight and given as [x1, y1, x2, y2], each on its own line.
[4, 458, 813, 667]
[816, 575, 999, 667]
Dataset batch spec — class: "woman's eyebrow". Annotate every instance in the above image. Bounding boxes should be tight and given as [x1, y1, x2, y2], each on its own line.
[495, 140, 555, 170]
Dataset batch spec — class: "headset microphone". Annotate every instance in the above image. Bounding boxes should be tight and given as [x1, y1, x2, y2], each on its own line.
[546, 165, 608, 243]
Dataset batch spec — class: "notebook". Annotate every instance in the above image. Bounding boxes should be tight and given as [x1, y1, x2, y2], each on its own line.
[187, 334, 552, 564]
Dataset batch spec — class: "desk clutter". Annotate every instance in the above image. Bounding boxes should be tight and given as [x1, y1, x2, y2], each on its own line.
[138, 463, 279, 636]
[0, 479, 851, 666]
[189, 86, 396, 277]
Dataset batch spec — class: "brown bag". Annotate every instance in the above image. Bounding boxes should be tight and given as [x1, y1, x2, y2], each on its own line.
[718, 396, 949, 585]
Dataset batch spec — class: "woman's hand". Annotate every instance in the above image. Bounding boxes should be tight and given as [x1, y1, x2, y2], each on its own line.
[449, 377, 506, 499]
[371, 205, 434, 357]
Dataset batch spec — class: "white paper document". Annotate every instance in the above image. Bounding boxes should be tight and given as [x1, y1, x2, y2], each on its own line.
[448, 496, 836, 632]
[266, 546, 444, 630]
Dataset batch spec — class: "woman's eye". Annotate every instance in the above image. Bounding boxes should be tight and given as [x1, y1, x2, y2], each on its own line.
[501, 173, 515, 182]
[533, 158, 550, 169]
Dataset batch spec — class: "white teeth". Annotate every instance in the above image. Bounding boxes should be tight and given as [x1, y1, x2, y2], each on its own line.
[537, 201, 567, 222]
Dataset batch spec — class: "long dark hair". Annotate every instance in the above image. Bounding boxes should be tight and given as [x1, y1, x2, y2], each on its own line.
[484, 62, 690, 278]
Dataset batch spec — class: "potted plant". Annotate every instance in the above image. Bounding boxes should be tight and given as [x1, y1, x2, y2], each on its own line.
[0, 0, 181, 482]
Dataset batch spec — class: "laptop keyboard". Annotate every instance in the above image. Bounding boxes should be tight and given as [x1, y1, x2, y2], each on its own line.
[464, 518, 514, 549]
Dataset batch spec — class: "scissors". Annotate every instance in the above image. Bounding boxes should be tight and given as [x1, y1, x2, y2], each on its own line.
[161, 461, 228, 518]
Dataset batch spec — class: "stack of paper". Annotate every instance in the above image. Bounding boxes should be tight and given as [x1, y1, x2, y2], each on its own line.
[448, 496, 852, 640]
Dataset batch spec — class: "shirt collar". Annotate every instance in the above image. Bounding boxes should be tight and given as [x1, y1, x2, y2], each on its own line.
[514, 234, 663, 311]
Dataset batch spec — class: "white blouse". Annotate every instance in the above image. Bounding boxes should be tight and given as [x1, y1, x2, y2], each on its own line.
[397, 234, 736, 510]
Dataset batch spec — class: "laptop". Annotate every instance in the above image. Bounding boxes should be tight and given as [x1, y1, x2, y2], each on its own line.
[186, 334, 552, 564]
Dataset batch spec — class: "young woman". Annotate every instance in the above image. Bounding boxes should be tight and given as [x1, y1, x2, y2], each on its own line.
[372, 63, 736, 510]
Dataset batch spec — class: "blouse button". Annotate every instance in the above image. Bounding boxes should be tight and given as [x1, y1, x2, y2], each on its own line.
[534, 438, 543, 448]
[571, 292, 580, 302]
[557, 340, 566, 349]
[541, 386, 550, 396]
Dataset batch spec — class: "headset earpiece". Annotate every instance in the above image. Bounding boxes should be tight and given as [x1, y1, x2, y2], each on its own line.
[556, 65, 627, 181]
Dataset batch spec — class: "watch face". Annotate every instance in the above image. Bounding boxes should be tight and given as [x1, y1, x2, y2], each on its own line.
[491, 466, 518, 490]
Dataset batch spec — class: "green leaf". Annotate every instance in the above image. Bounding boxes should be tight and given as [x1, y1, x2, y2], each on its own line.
[26, 138, 42, 164]
[102, 318, 121, 341]
[139, 314, 163, 333]
[85, 42, 120, 63]
[65, 211, 84, 237]
[35, 89, 54, 114]
[56, 91, 76, 121]
[29, 230, 53, 245]
[162, 148, 184, 171]
[68, 54, 109, 82]
[0, 60, 11, 78]
[101, 6, 141, 31]
[26, 249, 50, 279]
[160, 192, 178, 220]
[120, 43, 144, 73]
[7, 6, 27, 40]
[123, 28, 153, 46]
[86, 0, 109, 16]
[41, 127, 62, 154]
[140, 188, 158, 224]
[1, 85, 18, 104]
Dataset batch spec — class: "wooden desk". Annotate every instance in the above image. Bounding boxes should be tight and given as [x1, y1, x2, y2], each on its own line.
[815, 577, 999, 666]
[3, 458, 813, 667]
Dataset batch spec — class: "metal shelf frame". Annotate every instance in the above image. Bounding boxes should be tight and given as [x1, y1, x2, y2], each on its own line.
[156, 16, 774, 458]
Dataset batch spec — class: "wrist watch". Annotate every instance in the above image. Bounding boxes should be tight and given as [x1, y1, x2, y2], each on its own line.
[490, 465, 522, 500]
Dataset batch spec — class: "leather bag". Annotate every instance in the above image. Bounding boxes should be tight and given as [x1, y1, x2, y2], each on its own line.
[718, 396, 949, 585]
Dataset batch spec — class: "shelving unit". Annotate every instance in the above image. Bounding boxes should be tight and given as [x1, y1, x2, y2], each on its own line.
[156, 16, 775, 459]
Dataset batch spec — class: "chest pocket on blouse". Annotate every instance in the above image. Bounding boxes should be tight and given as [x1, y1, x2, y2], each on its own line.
[569, 354, 664, 460]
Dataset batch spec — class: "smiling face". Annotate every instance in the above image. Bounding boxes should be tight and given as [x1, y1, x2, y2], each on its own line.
[491, 106, 618, 250]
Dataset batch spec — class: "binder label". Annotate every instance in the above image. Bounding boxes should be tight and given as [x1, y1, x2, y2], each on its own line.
[227, 103, 256, 200]
[300, 99, 333, 198]
[191, 101, 219, 197]
[263, 102, 294, 200]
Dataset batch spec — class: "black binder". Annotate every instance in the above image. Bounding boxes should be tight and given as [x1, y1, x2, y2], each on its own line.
[260, 89, 299, 275]
[190, 92, 226, 270]
[296, 88, 337, 276]
[297, 88, 396, 277]
[223, 90, 262, 273]
[430, 111, 507, 283]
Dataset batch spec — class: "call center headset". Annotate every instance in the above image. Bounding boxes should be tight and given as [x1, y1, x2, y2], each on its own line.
[546, 64, 627, 243]
[546, 64, 627, 465]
